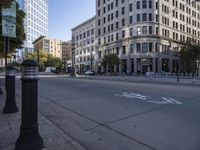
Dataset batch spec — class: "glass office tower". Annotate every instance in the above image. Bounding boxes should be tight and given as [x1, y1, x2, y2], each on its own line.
[16, 0, 48, 60]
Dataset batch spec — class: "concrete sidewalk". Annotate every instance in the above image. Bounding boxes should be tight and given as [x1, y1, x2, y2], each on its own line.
[76, 75, 200, 86]
[0, 86, 85, 150]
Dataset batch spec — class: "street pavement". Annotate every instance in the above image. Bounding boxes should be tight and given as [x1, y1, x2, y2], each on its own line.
[1, 76, 200, 150]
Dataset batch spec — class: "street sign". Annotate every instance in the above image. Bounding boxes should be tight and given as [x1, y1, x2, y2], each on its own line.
[2, 1, 16, 38]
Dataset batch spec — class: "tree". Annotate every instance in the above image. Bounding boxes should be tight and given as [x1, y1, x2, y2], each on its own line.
[26, 50, 63, 72]
[45, 54, 63, 71]
[26, 50, 48, 71]
[179, 41, 200, 75]
[102, 54, 120, 73]
[0, 2, 26, 58]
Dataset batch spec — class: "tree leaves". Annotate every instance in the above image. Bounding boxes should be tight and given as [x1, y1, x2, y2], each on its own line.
[26, 50, 63, 71]
[179, 41, 200, 74]
[0, 2, 26, 58]
[102, 54, 120, 66]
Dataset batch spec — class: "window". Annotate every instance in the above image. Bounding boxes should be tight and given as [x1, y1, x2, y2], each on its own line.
[156, 2, 158, 9]
[122, 45, 126, 54]
[116, 11, 119, 18]
[122, 7, 125, 15]
[137, 1, 140, 9]
[129, 3, 133, 12]
[142, 13, 147, 21]
[130, 28, 133, 36]
[156, 14, 159, 22]
[142, 0, 147, 8]
[116, 0, 118, 7]
[137, 27, 141, 35]
[122, 30, 125, 38]
[130, 44, 134, 53]
[137, 14, 140, 22]
[149, 13, 152, 21]
[137, 43, 141, 52]
[142, 26, 147, 34]
[116, 21, 119, 29]
[155, 43, 159, 52]
[149, 26, 153, 34]
[149, 0, 152, 8]
[142, 43, 148, 52]
[98, 0, 100, 7]
[130, 16, 133, 24]
[149, 43, 153, 52]
[122, 18, 125, 26]
[98, 19, 101, 25]
[91, 29, 94, 35]
[116, 32, 119, 40]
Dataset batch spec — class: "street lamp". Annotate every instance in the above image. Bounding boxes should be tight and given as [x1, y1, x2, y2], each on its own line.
[90, 50, 95, 71]
[71, 35, 76, 77]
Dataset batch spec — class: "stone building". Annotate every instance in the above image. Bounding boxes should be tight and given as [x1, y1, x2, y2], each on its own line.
[72, 16, 96, 74]
[95, 0, 200, 74]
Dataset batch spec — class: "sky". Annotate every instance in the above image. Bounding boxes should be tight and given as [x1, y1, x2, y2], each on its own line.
[48, 0, 95, 41]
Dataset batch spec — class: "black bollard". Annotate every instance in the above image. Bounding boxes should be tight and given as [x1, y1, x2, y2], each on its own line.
[15, 60, 43, 150]
[0, 78, 3, 95]
[0, 87, 2, 95]
[3, 65, 18, 113]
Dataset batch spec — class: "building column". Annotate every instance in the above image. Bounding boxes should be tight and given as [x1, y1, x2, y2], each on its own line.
[169, 58, 173, 74]
[134, 58, 137, 74]
[119, 63, 122, 74]
[153, 58, 156, 73]
[158, 56, 162, 73]
[127, 58, 131, 75]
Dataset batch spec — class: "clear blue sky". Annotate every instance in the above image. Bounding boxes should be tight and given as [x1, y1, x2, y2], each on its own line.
[48, 0, 95, 41]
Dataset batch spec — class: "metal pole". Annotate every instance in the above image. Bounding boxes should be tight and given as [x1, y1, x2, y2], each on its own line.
[4, 37, 8, 90]
[4, 37, 9, 68]
[90, 52, 93, 71]
[71, 37, 76, 77]
[3, 65, 18, 113]
[177, 61, 180, 82]
[64, 58, 66, 75]
[15, 60, 43, 150]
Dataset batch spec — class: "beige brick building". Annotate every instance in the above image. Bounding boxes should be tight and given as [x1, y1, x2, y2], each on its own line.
[33, 36, 62, 59]
[61, 41, 72, 72]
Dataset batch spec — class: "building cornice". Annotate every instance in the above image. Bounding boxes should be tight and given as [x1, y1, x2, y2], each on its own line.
[71, 16, 96, 31]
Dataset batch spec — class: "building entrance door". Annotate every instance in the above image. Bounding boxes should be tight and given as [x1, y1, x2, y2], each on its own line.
[142, 65, 148, 75]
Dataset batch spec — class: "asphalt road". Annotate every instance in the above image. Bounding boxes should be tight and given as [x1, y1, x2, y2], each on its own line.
[16, 77, 200, 150]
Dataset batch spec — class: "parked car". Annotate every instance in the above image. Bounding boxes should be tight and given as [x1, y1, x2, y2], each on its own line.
[84, 70, 95, 76]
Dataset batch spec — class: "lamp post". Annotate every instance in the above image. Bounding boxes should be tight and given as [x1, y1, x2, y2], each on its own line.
[176, 60, 180, 82]
[90, 50, 95, 71]
[71, 36, 76, 77]
[63, 57, 67, 75]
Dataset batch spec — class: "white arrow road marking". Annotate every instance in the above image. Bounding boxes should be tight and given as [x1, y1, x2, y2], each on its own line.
[148, 97, 182, 105]
[114, 92, 182, 105]
[114, 92, 151, 100]
[163, 97, 182, 104]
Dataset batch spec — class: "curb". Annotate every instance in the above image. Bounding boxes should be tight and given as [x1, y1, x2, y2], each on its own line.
[39, 114, 86, 150]
[14, 88, 86, 150]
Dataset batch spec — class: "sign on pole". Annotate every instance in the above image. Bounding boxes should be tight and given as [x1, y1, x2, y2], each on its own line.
[2, 1, 16, 38]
